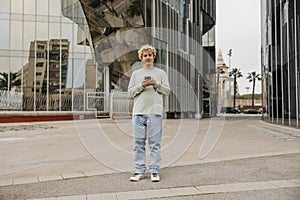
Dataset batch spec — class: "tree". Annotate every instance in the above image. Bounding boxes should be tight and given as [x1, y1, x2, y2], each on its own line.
[246, 71, 261, 108]
[229, 68, 243, 108]
[0, 72, 18, 91]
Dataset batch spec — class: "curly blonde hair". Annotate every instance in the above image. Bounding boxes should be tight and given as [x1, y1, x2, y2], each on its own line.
[138, 44, 157, 60]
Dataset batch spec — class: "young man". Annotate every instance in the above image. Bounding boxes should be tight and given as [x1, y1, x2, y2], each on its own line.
[128, 44, 170, 182]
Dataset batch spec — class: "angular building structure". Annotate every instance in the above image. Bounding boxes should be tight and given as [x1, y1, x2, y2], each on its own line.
[0, 0, 216, 118]
[261, 0, 300, 127]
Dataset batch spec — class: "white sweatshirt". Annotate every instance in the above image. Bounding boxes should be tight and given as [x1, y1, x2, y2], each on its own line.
[128, 67, 170, 115]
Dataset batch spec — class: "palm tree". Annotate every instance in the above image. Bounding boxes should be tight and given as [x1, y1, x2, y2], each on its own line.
[246, 71, 261, 108]
[0, 72, 17, 91]
[229, 68, 243, 108]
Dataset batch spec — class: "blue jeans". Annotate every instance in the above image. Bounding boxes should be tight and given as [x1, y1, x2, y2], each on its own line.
[132, 114, 162, 174]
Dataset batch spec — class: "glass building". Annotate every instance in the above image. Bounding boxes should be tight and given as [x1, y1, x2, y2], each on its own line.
[261, 0, 300, 127]
[0, 0, 216, 118]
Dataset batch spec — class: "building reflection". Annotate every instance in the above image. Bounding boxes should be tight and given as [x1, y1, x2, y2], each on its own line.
[0, 0, 216, 118]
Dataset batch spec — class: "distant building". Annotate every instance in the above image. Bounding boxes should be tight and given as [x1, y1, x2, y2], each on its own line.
[261, 0, 300, 127]
[216, 50, 232, 111]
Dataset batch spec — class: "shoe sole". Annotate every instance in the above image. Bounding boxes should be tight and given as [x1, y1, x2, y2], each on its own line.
[151, 176, 160, 182]
[151, 179, 160, 182]
[130, 175, 145, 182]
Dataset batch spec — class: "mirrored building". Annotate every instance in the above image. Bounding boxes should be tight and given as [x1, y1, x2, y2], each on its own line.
[261, 0, 300, 127]
[0, 0, 216, 118]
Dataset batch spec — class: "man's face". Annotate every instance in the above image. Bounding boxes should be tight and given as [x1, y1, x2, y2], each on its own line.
[141, 51, 154, 65]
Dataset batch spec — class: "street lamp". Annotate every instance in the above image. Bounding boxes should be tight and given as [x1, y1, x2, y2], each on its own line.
[245, 86, 250, 94]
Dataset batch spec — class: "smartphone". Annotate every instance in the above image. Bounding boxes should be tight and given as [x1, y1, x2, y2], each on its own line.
[144, 75, 151, 80]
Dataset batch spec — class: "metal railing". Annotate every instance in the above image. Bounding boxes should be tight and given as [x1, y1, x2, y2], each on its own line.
[0, 90, 22, 110]
[1, 90, 134, 119]
[109, 91, 133, 119]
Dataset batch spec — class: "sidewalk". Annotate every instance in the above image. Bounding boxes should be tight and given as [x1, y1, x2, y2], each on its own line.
[1, 153, 300, 200]
[0, 116, 300, 199]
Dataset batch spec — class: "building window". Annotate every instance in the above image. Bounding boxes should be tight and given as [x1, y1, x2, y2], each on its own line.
[36, 62, 44, 67]
[52, 45, 60, 50]
[37, 45, 45, 50]
[37, 53, 44, 58]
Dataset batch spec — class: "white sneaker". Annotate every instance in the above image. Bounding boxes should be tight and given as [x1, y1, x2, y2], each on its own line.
[130, 173, 145, 181]
[151, 173, 160, 182]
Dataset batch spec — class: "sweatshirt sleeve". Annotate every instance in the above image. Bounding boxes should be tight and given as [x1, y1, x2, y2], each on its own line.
[128, 72, 145, 98]
[154, 70, 170, 96]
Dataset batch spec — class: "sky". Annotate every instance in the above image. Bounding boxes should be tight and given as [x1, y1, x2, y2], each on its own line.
[216, 0, 261, 95]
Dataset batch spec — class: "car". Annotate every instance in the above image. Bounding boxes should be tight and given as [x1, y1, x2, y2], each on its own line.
[220, 107, 240, 114]
[244, 108, 260, 114]
[258, 107, 266, 113]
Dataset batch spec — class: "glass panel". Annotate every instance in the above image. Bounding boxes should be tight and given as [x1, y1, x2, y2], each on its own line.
[10, 57, 23, 110]
[11, 0, 23, 14]
[0, 57, 9, 90]
[49, 22, 61, 40]
[62, 22, 73, 51]
[0, 0, 10, 13]
[49, 15, 61, 23]
[72, 58, 85, 111]
[22, 21, 35, 109]
[10, 20, 23, 50]
[24, 0, 36, 15]
[49, 0, 61, 16]
[23, 21, 35, 52]
[37, 22, 48, 40]
[73, 58, 85, 88]
[48, 39, 60, 94]
[23, 14, 36, 22]
[37, 0, 48, 16]
[0, 13, 10, 50]
[67, 58, 73, 88]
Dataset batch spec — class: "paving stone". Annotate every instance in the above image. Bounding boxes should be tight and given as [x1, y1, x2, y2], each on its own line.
[196, 182, 252, 194]
[291, 179, 300, 185]
[62, 173, 86, 179]
[56, 195, 86, 200]
[169, 186, 201, 196]
[269, 180, 300, 188]
[39, 175, 63, 182]
[116, 191, 146, 200]
[83, 170, 115, 177]
[87, 193, 117, 200]
[14, 177, 39, 185]
[0, 179, 13, 186]
[143, 188, 174, 198]
[246, 181, 279, 190]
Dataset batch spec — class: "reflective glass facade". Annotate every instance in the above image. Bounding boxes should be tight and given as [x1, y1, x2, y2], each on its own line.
[0, 0, 94, 111]
[261, 0, 300, 127]
[0, 0, 216, 118]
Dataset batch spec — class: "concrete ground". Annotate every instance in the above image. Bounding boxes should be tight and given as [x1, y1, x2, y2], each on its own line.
[0, 114, 300, 199]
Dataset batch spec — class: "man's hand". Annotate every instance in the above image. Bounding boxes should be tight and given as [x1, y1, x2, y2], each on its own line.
[142, 78, 156, 87]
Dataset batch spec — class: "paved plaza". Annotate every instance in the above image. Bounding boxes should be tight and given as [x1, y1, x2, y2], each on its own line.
[0, 115, 300, 199]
